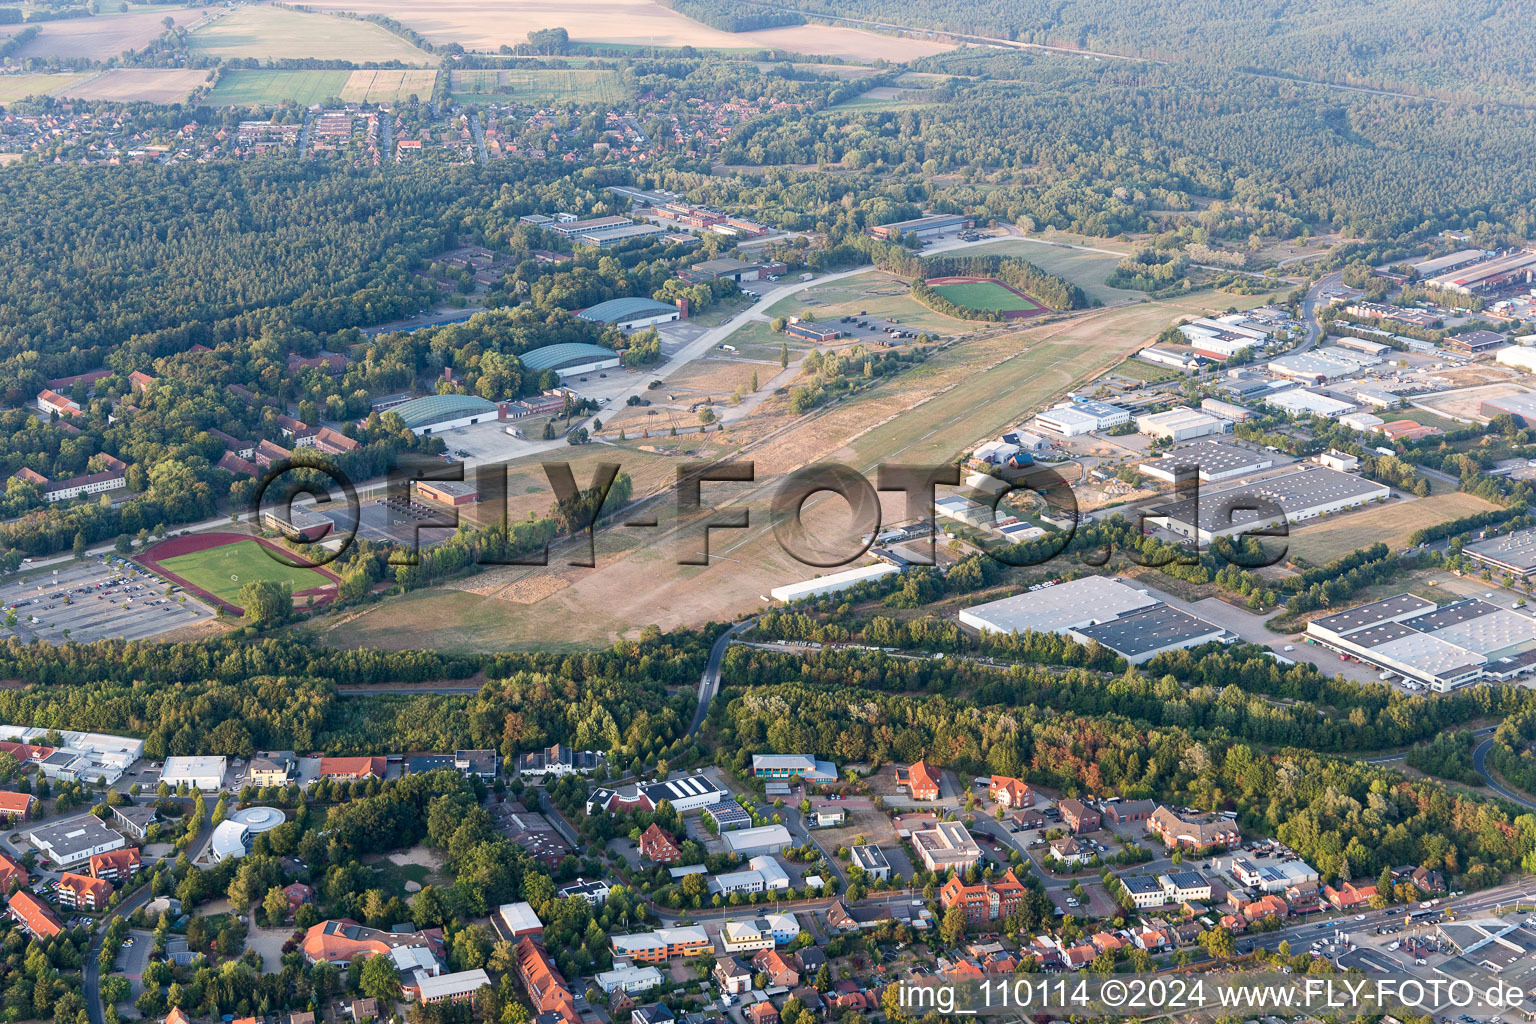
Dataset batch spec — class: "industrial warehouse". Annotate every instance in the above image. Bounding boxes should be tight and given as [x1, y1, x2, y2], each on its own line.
[1463, 528, 1536, 581]
[1146, 467, 1390, 544]
[1138, 441, 1275, 483]
[957, 576, 1230, 664]
[1305, 594, 1536, 691]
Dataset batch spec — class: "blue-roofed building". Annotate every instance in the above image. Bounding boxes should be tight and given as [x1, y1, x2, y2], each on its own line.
[519, 343, 622, 379]
[576, 297, 681, 331]
[387, 394, 502, 435]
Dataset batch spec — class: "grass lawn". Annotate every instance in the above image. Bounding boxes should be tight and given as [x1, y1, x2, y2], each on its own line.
[1107, 357, 1183, 383]
[1287, 492, 1500, 565]
[205, 69, 352, 107]
[450, 69, 623, 105]
[929, 279, 1043, 313]
[158, 539, 332, 607]
[189, 7, 433, 64]
[766, 270, 965, 335]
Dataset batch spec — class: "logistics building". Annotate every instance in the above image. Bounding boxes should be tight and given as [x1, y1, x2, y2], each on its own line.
[1035, 400, 1130, 436]
[1305, 594, 1536, 691]
[769, 563, 901, 604]
[1147, 467, 1389, 544]
[958, 576, 1228, 664]
[1138, 441, 1273, 483]
[1464, 529, 1536, 581]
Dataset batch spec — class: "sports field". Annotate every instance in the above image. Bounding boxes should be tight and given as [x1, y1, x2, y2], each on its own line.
[449, 69, 623, 105]
[148, 536, 336, 611]
[927, 276, 1046, 317]
[188, 7, 433, 64]
[206, 69, 352, 107]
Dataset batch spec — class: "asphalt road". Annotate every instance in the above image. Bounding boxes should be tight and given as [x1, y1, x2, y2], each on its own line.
[1473, 734, 1536, 811]
[688, 619, 755, 738]
[86, 812, 210, 1024]
[1298, 270, 1343, 353]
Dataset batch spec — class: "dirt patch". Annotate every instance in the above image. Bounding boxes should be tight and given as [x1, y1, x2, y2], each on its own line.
[1414, 381, 1532, 423]
[448, 570, 573, 604]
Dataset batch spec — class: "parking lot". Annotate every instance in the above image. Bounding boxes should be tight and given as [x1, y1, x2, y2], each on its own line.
[0, 556, 214, 643]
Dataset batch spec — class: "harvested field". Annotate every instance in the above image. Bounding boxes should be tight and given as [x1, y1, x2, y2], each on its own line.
[188, 6, 433, 63]
[0, 8, 201, 59]
[340, 68, 439, 103]
[57, 68, 211, 103]
[290, 0, 949, 59]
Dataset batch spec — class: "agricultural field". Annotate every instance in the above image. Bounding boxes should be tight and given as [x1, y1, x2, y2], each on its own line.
[149, 536, 336, 610]
[449, 69, 623, 105]
[0, 73, 92, 103]
[205, 69, 353, 108]
[340, 69, 440, 103]
[0, 8, 201, 60]
[187, 6, 433, 64]
[57, 68, 211, 103]
[287, 0, 949, 59]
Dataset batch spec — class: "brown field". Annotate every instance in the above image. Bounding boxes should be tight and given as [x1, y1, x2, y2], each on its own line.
[339, 68, 439, 103]
[0, 8, 202, 59]
[291, 0, 949, 59]
[1287, 491, 1500, 565]
[1413, 382, 1532, 424]
[57, 68, 212, 103]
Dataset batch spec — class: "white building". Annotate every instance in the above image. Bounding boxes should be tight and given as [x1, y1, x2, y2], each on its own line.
[497, 901, 544, 937]
[1036, 400, 1130, 436]
[724, 825, 793, 857]
[720, 920, 776, 953]
[159, 756, 226, 792]
[769, 563, 901, 604]
[593, 964, 664, 995]
[1496, 346, 1536, 373]
[1266, 389, 1357, 419]
[1119, 875, 1166, 909]
[1159, 871, 1212, 903]
[28, 814, 126, 867]
[416, 969, 490, 1005]
[1134, 408, 1227, 442]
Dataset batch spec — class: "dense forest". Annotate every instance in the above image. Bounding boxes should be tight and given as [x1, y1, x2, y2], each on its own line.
[767, 0, 1536, 102]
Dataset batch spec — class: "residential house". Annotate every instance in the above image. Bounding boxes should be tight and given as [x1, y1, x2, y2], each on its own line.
[713, 957, 752, 996]
[0, 851, 28, 893]
[752, 948, 799, 988]
[746, 1004, 779, 1024]
[1322, 881, 1378, 911]
[987, 776, 1032, 809]
[7, 890, 63, 938]
[1057, 798, 1100, 834]
[638, 824, 682, 864]
[89, 848, 142, 883]
[58, 871, 113, 909]
[1049, 836, 1090, 867]
[284, 882, 315, 914]
[896, 760, 941, 801]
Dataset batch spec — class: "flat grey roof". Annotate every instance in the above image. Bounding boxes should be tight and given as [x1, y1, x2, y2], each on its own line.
[1311, 594, 1436, 635]
[29, 814, 119, 857]
[1150, 467, 1388, 533]
[1466, 529, 1536, 572]
[1404, 599, 1499, 633]
[1139, 440, 1273, 480]
[1340, 621, 1418, 649]
[959, 576, 1157, 635]
[850, 844, 890, 871]
[1075, 604, 1225, 658]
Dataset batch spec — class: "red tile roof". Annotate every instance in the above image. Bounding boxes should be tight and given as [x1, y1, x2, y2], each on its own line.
[318, 756, 384, 780]
[8, 889, 63, 938]
[0, 791, 33, 816]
